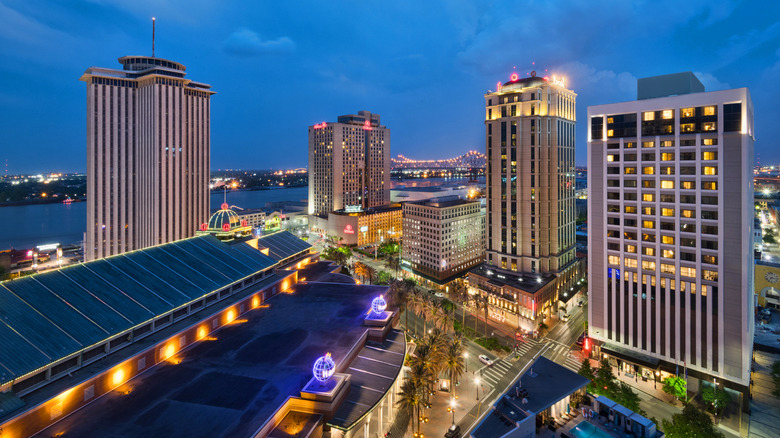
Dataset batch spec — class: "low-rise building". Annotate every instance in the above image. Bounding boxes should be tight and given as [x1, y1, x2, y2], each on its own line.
[402, 196, 484, 286]
[312, 205, 402, 247]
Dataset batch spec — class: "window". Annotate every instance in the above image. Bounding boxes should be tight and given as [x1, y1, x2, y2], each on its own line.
[702, 151, 717, 160]
[681, 123, 695, 133]
[660, 194, 675, 203]
[702, 122, 716, 131]
[680, 266, 696, 278]
[642, 260, 656, 270]
[642, 206, 655, 215]
[607, 117, 614, 123]
[625, 205, 637, 213]
[661, 235, 675, 244]
[661, 208, 674, 216]
[660, 180, 674, 189]
[703, 106, 716, 116]
[681, 181, 695, 190]
[702, 181, 717, 190]
[643, 247, 655, 256]
[702, 166, 718, 175]
[642, 166, 655, 175]
[625, 244, 637, 253]
[680, 209, 694, 218]
[662, 249, 675, 258]
[701, 210, 718, 220]
[625, 179, 637, 187]
[607, 154, 618, 162]
[643, 193, 655, 202]
[624, 258, 638, 268]
[680, 223, 696, 233]
[642, 153, 656, 161]
[642, 180, 656, 188]
[661, 153, 674, 161]
[681, 238, 696, 247]
[702, 138, 717, 146]
[643, 112, 655, 121]
[643, 233, 656, 242]
[661, 263, 675, 274]
[702, 270, 718, 281]
[625, 142, 636, 148]
[643, 220, 655, 228]
[624, 153, 637, 161]
[662, 110, 673, 119]
[702, 254, 718, 265]
[660, 166, 675, 175]
[680, 152, 695, 160]
[660, 140, 674, 147]
[608, 255, 620, 265]
[607, 129, 614, 137]
[681, 108, 694, 117]
[624, 167, 637, 174]
[642, 141, 655, 148]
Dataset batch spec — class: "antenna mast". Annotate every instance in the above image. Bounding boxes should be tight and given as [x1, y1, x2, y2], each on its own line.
[152, 17, 156, 57]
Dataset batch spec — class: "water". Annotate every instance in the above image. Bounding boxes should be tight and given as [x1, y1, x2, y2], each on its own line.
[0, 177, 484, 250]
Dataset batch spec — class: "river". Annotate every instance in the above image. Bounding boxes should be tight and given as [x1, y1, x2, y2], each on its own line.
[0, 176, 482, 250]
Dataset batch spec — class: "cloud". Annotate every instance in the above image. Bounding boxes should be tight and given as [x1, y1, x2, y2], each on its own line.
[694, 72, 731, 91]
[222, 28, 295, 56]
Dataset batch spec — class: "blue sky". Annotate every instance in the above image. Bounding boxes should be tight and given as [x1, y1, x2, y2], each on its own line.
[1, 0, 779, 173]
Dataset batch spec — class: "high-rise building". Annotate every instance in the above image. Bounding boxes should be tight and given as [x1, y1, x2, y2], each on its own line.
[588, 72, 754, 398]
[80, 56, 214, 261]
[308, 111, 390, 217]
[402, 196, 485, 285]
[469, 72, 582, 331]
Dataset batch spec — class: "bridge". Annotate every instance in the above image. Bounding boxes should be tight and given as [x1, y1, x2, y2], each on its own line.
[391, 150, 486, 170]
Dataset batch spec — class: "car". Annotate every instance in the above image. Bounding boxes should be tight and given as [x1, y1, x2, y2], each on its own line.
[479, 354, 494, 366]
[435, 292, 445, 298]
[427, 289, 436, 295]
[576, 334, 586, 346]
[444, 424, 462, 438]
[562, 313, 569, 322]
[578, 301, 584, 307]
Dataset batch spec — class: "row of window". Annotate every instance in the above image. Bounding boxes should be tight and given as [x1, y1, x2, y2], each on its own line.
[607, 204, 719, 219]
[609, 165, 718, 175]
[607, 151, 717, 162]
[606, 138, 717, 149]
[608, 256, 718, 279]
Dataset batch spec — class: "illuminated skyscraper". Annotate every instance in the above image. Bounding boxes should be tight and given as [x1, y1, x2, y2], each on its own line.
[308, 111, 390, 217]
[469, 72, 583, 332]
[588, 72, 754, 399]
[80, 56, 214, 261]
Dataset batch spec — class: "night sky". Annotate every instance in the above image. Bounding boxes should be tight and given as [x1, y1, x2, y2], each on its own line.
[1, 0, 778, 174]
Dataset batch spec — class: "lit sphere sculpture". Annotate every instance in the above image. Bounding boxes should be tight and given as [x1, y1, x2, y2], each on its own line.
[372, 295, 387, 314]
[313, 353, 336, 382]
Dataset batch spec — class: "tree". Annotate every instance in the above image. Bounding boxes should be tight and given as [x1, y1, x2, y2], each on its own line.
[662, 404, 723, 438]
[375, 270, 392, 285]
[353, 261, 368, 283]
[578, 358, 596, 392]
[443, 336, 466, 397]
[365, 265, 377, 284]
[614, 382, 641, 413]
[396, 378, 423, 437]
[764, 233, 777, 245]
[702, 384, 731, 416]
[408, 290, 425, 336]
[437, 305, 455, 333]
[662, 376, 688, 402]
[538, 321, 549, 337]
[386, 254, 401, 277]
[388, 279, 409, 331]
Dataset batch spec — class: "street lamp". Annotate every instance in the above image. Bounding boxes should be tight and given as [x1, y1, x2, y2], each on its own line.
[654, 370, 660, 389]
[475, 377, 480, 400]
[464, 352, 468, 372]
[450, 398, 456, 426]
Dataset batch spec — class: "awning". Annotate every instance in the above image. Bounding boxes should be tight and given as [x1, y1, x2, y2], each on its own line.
[601, 344, 660, 369]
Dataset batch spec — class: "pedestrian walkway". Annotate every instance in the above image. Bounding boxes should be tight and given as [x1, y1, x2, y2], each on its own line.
[562, 350, 582, 372]
[477, 358, 513, 388]
[514, 338, 543, 357]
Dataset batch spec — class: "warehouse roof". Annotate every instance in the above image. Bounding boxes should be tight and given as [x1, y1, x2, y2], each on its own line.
[0, 235, 277, 385]
[256, 231, 312, 261]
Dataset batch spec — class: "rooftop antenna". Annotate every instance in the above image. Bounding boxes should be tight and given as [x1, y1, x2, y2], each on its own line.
[152, 17, 156, 57]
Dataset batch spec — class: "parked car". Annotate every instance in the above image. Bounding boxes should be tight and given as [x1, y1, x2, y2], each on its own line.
[479, 354, 494, 366]
[562, 313, 570, 322]
[576, 334, 586, 346]
[444, 424, 462, 438]
[435, 292, 445, 298]
[578, 301, 584, 307]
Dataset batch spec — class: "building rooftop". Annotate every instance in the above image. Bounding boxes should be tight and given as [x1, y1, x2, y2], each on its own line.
[637, 72, 704, 100]
[472, 356, 589, 438]
[469, 264, 556, 294]
[406, 196, 478, 208]
[36, 280, 398, 438]
[255, 231, 313, 262]
[0, 234, 277, 386]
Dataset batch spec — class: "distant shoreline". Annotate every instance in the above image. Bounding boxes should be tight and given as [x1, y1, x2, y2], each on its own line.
[0, 198, 85, 208]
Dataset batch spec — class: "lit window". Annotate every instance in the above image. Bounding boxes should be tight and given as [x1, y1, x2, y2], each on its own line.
[662, 249, 674, 258]
[624, 258, 638, 268]
[607, 155, 617, 162]
[703, 254, 717, 264]
[625, 245, 637, 253]
[607, 117, 614, 124]
[624, 167, 637, 174]
[704, 106, 716, 116]
[681, 181, 695, 189]
[643, 247, 655, 256]
[642, 166, 655, 175]
[681, 108, 694, 118]
[643, 220, 655, 228]
[702, 270, 718, 281]
[702, 151, 717, 160]
[702, 166, 717, 175]
[702, 285, 708, 296]
[661, 208, 674, 216]
[643, 112, 655, 121]
[625, 205, 637, 213]
[662, 110, 673, 119]
[642, 260, 656, 270]
[680, 266, 697, 278]
[643, 193, 655, 202]
[681, 123, 695, 132]
[607, 129, 614, 137]
[661, 235, 675, 244]
[660, 140, 674, 147]
[702, 138, 717, 146]
[702, 181, 717, 190]
[642, 141, 654, 148]
[661, 180, 674, 189]
[608, 255, 620, 265]
[680, 209, 694, 218]
[643, 207, 655, 215]
[702, 122, 716, 131]
[661, 263, 675, 274]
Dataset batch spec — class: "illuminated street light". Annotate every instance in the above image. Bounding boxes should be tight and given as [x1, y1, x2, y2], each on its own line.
[475, 377, 480, 400]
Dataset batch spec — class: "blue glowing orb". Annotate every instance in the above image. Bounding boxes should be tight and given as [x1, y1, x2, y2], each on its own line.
[313, 353, 336, 382]
[371, 295, 387, 314]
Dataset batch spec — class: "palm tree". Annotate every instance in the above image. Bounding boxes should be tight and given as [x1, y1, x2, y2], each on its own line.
[410, 345, 438, 404]
[386, 254, 400, 277]
[396, 378, 423, 437]
[365, 265, 377, 285]
[438, 305, 456, 333]
[427, 300, 442, 334]
[443, 336, 466, 397]
[451, 283, 469, 328]
[474, 294, 490, 338]
[388, 279, 409, 332]
[408, 290, 425, 336]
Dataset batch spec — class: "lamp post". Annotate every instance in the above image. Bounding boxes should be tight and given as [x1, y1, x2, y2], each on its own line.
[464, 352, 468, 372]
[475, 377, 480, 400]
[450, 398, 456, 426]
[654, 371, 660, 389]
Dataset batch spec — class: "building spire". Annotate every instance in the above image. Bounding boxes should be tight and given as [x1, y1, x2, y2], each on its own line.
[152, 17, 156, 57]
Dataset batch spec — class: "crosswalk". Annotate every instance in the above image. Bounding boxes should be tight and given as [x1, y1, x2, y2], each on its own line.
[478, 358, 513, 386]
[563, 350, 583, 372]
[513, 338, 542, 357]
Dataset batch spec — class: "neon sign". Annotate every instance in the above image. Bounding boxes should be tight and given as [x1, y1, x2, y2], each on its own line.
[241, 220, 248, 227]
[510, 73, 519, 82]
[496, 81, 502, 92]
[552, 75, 566, 88]
[344, 224, 355, 234]
[313, 122, 328, 129]
[363, 120, 372, 131]
[200, 223, 207, 231]
[222, 223, 231, 232]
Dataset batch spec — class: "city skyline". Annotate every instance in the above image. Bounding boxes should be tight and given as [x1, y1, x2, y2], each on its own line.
[1, 1, 779, 173]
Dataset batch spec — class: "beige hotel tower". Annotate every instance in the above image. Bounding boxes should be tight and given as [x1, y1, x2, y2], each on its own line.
[80, 56, 214, 261]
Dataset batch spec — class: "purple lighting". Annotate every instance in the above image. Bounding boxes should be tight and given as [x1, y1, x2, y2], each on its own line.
[371, 295, 387, 314]
[313, 353, 335, 382]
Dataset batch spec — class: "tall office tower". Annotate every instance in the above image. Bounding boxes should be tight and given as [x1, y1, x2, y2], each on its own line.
[80, 56, 214, 261]
[468, 72, 582, 332]
[588, 72, 754, 398]
[484, 72, 577, 274]
[308, 111, 390, 217]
